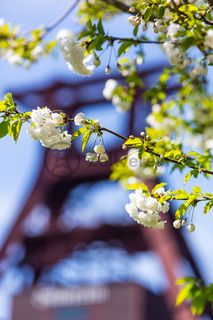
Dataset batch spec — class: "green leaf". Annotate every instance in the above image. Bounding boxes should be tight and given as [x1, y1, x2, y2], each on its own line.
[152, 182, 167, 193]
[127, 182, 150, 194]
[184, 171, 193, 184]
[0, 101, 6, 112]
[72, 127, 88, 141]
[191, 294, 205, 315]
[8, 119, 22, 141]
[1, 93, 16, 112]
[179, 4, 198, 12]
[87, 20, 93, 31]
[158, 5, 165, 18]
[0, 120, 9, 138]
[118, 41, 132, 57]
[124, 137, 142, 146]
[97, 19, 104, 35]
[164, 149, 182, 159]
[192, 186, 202, 194]
[143, 7, 152, 22]
[82, 130, 92, 152]
[176, 203, 189, 219]
[204, 200, 213, 214]
[133, 25, 139, 37]
[181, 36, 195, 50]
[172, 189, 189, 200]
[176, 283, 194, 306]
[176, 277, 197, 286]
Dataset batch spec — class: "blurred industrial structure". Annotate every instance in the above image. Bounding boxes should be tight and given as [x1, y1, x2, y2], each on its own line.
[0, 65, 205, 319]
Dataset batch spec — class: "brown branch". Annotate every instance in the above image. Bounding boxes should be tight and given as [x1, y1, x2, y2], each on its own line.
[103, 0, 136, 14]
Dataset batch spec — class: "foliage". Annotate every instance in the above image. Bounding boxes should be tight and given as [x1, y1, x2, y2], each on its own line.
[0, 0, 213, 315]
[176, 277, 213, 315]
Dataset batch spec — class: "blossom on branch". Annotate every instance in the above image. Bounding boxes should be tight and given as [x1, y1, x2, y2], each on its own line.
[57, 29, 94, 76]
[125, 188, 170, 229]
[28, 107, 71, 150]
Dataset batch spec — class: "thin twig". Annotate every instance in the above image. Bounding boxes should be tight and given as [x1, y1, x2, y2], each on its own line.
[99, 127, 213, 176]
[100, 127, 128, 140]
[45, 0, 79, 33]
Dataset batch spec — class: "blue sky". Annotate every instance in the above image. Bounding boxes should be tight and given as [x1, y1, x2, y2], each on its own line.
[0, 0, 213, 318]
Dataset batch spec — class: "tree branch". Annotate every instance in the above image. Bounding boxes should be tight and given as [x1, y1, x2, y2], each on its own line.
[45, 0, 80, 33]
[99, 128, 213, 176]
[103, 0, 135, 14]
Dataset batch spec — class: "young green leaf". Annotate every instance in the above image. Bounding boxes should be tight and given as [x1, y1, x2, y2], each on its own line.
[82, 130, 92, 152]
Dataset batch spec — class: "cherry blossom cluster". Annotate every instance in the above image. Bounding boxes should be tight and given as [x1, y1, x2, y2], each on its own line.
[73, 113, 108, 162]
[0, 18, 45, 66]
[56, 29, 94, 76]
[103, 79, 131, 112]
[125, 187, 170, 229]
[28, 107, 71, 150]
[86, 144, 109, 163]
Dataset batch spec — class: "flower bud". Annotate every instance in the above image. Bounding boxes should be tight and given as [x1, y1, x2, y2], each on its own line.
[181, 219, 187, 226]
[105, 66, 112, 75]
[94, 144, 105, 155]
[187, 224, 195, 233]
[173, 219, 181, 229]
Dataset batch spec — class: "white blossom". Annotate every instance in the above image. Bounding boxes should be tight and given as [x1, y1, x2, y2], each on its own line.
[52, 113, 64, 126]
[31, 45, 43, 59]
[204, 29, 213, 50]
[28, 107, 71, 150]
[58, 33, 94, 76]
[163, 42, 183, 66]
[93, 119, 101, 129]
[167, 23, 180, 39]
[94, 144, 105, 155]
[31, 107, 51, 124]
[112, 96, 131, 112]
[146, 113, 176, 132]
[129, 16, 141, 27]
[41, 130, 72, 150]
[74, 113, 86, 126]
[85, 152, 98, 162]
[56, 29, 72, 42]
[153, 187, 167, 196]
[8, 53, 23, 65]
[103, 79, 118, 100]
[125, 189, 169, 229]
[152, 104, 161, 113]
[100, 153, 109, 162]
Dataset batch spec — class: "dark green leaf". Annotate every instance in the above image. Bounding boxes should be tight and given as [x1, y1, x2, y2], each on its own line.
[97, 19, 104, 35]
[0, 120, 9, 138]
[118, 41, 132, 57]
